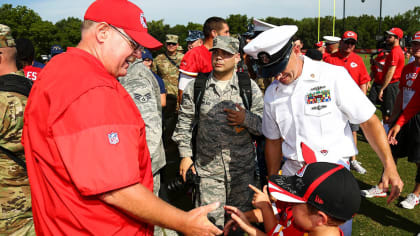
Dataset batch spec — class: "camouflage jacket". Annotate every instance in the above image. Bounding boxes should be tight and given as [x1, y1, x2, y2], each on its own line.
[120, 60, 166, 175]
[152, 52, 183, 96]
[173, 72, 264, 181]
[0, 72, 33, 234]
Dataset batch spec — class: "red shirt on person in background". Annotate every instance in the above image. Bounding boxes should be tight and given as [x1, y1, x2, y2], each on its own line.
[179, 44, 212, 76]
[325, 51, 370, 87]
[23, 65, 42, 81]
[382, 45, 405, 84]
[371, 51, 387, 84]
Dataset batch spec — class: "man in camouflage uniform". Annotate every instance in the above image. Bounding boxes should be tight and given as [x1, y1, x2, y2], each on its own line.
[152, 34, 184, 207]
[173, 36, 264, 229]
[0, 24, 35, 236]
[119, 50, 178, 236]
[153, 34, 183, 98]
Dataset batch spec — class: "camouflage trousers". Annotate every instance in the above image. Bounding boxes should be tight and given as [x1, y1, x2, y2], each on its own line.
[196, 174, 255, 229]
[0, 211, 35, 236]
[153, 172, 178, 236]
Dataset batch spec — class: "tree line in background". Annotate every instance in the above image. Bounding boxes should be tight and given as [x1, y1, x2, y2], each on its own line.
[1, 3, 419, 60]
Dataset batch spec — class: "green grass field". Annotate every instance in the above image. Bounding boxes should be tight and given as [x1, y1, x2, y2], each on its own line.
[352, 54, 419, 235]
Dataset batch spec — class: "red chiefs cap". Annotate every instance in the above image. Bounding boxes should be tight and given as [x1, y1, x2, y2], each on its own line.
[386, 27, 403, 39]
[314, 41, 324, 48]
[84, 0, 162, 49]
[342, 31, 357, 41]
[412, 31, 420, 42]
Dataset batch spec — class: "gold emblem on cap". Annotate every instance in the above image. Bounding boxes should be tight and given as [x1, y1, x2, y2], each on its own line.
[310, 74, 315, 78]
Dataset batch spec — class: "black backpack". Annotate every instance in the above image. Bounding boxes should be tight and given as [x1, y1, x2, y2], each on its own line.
[191, 71, 257, 159]
[0, 74, 32, 170]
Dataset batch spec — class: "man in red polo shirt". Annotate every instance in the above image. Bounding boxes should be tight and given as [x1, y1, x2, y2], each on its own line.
[324, 31, 370, 174]
[22, 1, 222, 235]
[369, 27, 405, 123]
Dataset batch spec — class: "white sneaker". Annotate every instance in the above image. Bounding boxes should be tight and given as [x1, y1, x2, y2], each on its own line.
[351, 160, 367, 174]
[360, 185, 387, 198]
[400, 193, 420, 209]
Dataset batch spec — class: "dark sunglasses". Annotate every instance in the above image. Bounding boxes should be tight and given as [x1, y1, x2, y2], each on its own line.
[167, 42, 177, 46]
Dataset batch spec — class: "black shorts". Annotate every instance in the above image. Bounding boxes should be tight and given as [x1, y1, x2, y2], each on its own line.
[368, 82, 399, 117]
[391, 113, 420, 163]
[349, 123, 359, 132]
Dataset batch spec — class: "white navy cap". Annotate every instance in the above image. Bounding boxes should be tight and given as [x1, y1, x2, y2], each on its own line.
[253, 19, 277, 32]
[323, 36, 341, 44]
[244, 25, 298, 78]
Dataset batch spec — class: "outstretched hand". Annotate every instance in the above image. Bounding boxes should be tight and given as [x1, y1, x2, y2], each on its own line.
[184, 202, 223, 236]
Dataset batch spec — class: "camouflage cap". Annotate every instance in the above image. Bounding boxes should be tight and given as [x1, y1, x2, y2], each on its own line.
[185, 30, 204, 42]
[177, 45, 183, 51]
[0, 24, 16, 48]
[166, 34, 179, 43]
[210, 36, 239, 55]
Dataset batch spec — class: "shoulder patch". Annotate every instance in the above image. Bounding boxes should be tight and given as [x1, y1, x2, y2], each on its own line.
[108, 132, 120, 145]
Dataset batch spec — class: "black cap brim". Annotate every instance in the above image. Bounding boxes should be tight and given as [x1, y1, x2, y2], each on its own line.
[268, 175, 306, 203]
[261, 45, 292, 78]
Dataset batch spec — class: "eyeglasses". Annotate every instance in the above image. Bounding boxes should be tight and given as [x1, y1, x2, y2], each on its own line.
[143, 58, 152, 62]
[166, 42, 177, 46]
[108, 24, 142, 51]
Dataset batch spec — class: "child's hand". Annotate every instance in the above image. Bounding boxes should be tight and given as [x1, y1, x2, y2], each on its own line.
[224, 205, 255, 236]
[249, 184, 271, 210]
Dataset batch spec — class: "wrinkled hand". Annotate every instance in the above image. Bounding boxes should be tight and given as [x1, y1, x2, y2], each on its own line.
[379, 166, 404, 204]
[224, 104, 246, 126]
[249, 184, 271, 210]
[179, 157, 196, 182]
[378, 89, 384, 102]
[184, 202, 223, 236]
[387, 124, 401, 145]
[224, 205, 254, 236]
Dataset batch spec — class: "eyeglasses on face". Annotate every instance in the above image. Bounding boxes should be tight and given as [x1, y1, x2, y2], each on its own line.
[108, 24, 142, 51]
[344, 40, 356, 45]
[166, 42, 177, 46]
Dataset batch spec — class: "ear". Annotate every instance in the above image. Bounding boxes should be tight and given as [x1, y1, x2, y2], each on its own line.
[316, 210, 329, 226]
[234, 53, 241, 64]
[211, 29, 218, 38]
[95, 22, 110, 44]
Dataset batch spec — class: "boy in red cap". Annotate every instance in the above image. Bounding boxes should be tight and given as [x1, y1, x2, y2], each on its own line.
[223, 160, 360, 236]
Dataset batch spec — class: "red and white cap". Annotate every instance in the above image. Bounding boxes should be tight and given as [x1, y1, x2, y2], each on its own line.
[84, 0, 162, 50]
[314, 41, 325, 48]
[342, 31, 357, 41]
[386, 27, 403, 39]
[412, 31, 420, 42]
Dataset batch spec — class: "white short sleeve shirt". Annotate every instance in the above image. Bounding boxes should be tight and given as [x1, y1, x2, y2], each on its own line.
[263, 56, 376, 167]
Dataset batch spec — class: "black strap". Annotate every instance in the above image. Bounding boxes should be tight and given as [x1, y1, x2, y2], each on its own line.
[0, 74, 31, 169]
[164, 52, 180, 69]
[0, 74, 32, 97]
[0, 146, 26, 170]
[237, 71, 252, 110]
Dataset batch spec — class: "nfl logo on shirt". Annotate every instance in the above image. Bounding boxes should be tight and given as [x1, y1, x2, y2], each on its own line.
[108, 132, 120, 145]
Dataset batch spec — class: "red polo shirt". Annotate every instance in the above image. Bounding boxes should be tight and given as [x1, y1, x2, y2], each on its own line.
[324, 51, 370, 86]
[382, 45, 405, 84]
[22, 47, 154, 236]
[179, 44, 212, 76]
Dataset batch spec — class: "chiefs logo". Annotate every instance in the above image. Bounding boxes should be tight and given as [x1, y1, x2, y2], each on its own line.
[350, 62, 358, 68]
[346, 32, 355, 37]
[320, 150, 328, 156]
[140, 13, 148, 28]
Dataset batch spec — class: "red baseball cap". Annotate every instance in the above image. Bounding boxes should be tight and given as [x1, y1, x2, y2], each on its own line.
[342, 31, 357, 41]
[386, 27, 403, 39]
[84, 0, 162, 50]
[412, 31, 420, 42]
[314, 41, 324, 48]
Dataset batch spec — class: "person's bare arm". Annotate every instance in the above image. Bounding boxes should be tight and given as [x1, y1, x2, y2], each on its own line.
[359, 114, 404, 203]
[265, 138, 283, 176]
[100, 183, 222, 236]
[360, 83, 368, 95]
